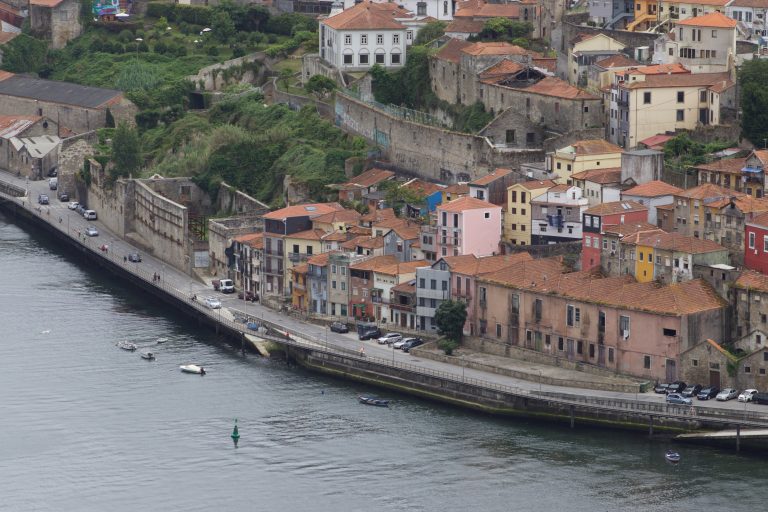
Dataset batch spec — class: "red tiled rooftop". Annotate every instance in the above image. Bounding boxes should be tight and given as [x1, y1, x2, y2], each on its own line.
[676, 11, 737, 28]
[570, 167, 622, 184]
[263, 202, 344, 221]
[584, 200, 647, 216]
[438, 195, 498, 212]
[470, 167, 515, 186]
[623, 180, 683, 197]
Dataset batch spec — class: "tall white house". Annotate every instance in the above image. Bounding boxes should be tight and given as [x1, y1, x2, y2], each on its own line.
[343, 0, 457, 21]
[320, 1, 428, 71]
[653, 12, 737, 73]
[727, 0, 768, 40]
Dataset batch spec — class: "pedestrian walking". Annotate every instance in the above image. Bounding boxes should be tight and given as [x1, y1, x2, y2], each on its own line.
[124, 256, 127, 263]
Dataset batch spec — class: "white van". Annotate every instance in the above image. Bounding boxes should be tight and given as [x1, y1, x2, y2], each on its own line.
[83, 210, 97, 220]
[49, 178, 58, 190]
[219, 279, 235, 294]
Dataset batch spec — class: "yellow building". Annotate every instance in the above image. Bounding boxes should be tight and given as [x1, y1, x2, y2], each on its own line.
[504, 179, 556, 245]
[551, 140, 624, 184]
[619, 72, 734, 148]
[627, 0, 660, 31]
[282, 229, 342, 293]
[290, 263, 309, 311]
[569, 33, 625, 86]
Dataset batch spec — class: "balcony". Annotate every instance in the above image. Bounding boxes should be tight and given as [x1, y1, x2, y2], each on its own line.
[288, 252, 310, 263]
[391, 303, 414, 312]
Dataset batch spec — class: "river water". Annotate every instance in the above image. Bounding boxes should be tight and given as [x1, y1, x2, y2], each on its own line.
[1, 212, 767, 512]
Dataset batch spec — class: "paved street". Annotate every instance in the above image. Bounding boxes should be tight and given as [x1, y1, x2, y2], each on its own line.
[2, 169, 766, 419]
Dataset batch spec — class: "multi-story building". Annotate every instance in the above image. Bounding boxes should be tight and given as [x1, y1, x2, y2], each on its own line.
[727, 0, 768, 40]
[290, 263, 310, 311]
[336, 167, 395, 203]
[436, 196, 502, 258]
[530, 185, 590, 245]
[692, 157, 762, 197]
[621, 180, 684, 225]
[320, 2, 428, 72]
[372, 259, 426, 325]
[307, 252, 330, 316]
[262, 202, 345, 298]
[612, 71, 735, 149]
[588, 0, 635, 28]
[744, 212, 768, 274]
[390, 279, 418, 330]
[468, 167, 516, 206]
[581, 200, 649, 271]
[653, 12, 737, 73]
[232, 232, 263, 298]
[350, 255, 398, 320]
[327, 251, 369, 319]
[342, 0, 457, 21]
[474, 258, 728, 381]
[504, 179, 557, 245]
[551, 139, 624, 185]
[734, 269, 768, 339]
[587, 54, 640, 95]
[570, 167, 623, 206]
[415, 255, 476, 332]
[598, 222, 663, 275]
[568, 33, 626, 87]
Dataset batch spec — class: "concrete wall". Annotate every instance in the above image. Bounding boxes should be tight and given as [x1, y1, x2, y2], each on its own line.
[29, 0, 82, 50]
[217, 182, 270, 216]
[479, 108, 546, 149]
[334, 92, 543, 183]
[188, 52, 268, 92]
[133, 180, 189, 272]
[429, 56, 460, 104]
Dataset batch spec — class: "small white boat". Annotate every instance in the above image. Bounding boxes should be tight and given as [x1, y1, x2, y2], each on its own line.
[117, 341, 137, 351]
[665, 450, 681, 463]
[140, 351, 155, 360]
[180, 364, 206, 375]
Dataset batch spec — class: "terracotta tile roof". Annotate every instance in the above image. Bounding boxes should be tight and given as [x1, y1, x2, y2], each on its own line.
[0, 115, 41, 139]
[570, 32, 597, 45]
[594, 54, 640, 68]
[450, 252, 533, 276]
[626, 63, 690, 76]
[340, 168, 395, 190]
[0, 1, 22, 15]
[322, 231, 349, 242]
[735, 269, 768, 293]
[626, 231, 727, 254]
[351, 255, 398, 271]
[348, 225, 373, 236]
[692, 157, 747, 175]
[514, 179, 558, 191]
[497, 76, 598, 100]
[731, 0, 768, 7]
[375, 259, 429, 276]
[480, 262, 727, 315]
[547, 184, 572, 193]
[584, 200, 647, 216]
[401, 178, 444, 197]
[561, 139, 624, 156]
[443, 183, 470, 195]
[0, 32, 18, 44]
[284, 229, 329, 241]
[435, 38, 474, 63]
[454, 0, 521, 18]
[357, 236, 385, 249]
[30, 0, 65, 6]
[479, 59, 525, 81]
[728, 195, 768, 214]
[313, 209, 362, 224]
[602, 222, 662, 237]
[263, 202, 344, 221]
[373, 216, 413, 231]
[361, 207, 396, 224]
[752, 149, 768, 166]
[323, 2, 409, 30]
[623, 72, 733, 91]
[569, 167, 622, 184]
[438, 195, 498, 212]
[622, 180, 683, 197]
[531, 57, 557, 73]
[340, 235, 368, 250]
[666, 0, 731, 6]
[676, 11, 737, 28]
[389, 224, 421, 241]
[436, 254, 480, 271]
[470, 167, 515, 186]
[392, 279, 416, 294]
[308, 252, 330, 266]
[291, 263, 309, 274]
[445, 18, 485, 35]
[233, 232, 264, 249]
[677, 183, 744, 200]
[656, 202, 675, 211]
[639, 133, 676, 149]
[462, 42, 532, 57]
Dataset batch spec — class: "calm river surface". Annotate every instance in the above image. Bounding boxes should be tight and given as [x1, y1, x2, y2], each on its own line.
[1, 212, 768, 512]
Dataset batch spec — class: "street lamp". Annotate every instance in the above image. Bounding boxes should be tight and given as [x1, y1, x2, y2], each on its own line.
[537, 369, 543, 395]
[135, 38, 143, 61]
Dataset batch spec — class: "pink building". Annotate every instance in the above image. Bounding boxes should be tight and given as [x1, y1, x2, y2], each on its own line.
[436, 196, 502, 257]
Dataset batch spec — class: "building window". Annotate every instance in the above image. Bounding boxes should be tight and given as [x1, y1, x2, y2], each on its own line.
[676, 109, 684, 121]
[577, 341, 583, 354]
[343, 53, 353, 65]
[506, 129, 515, 143]
[344, 34, 351, 45]
[376, 34, 383, 44]
[417, 1, 426, 15]
[749, 231, 756, 249]
[677, 91, 684, 103]
[359, 52, 369, 65]
[692, 359, 698, 367]
[643, 92, 651, 104]
[406, 30, 413, 41]
[484, 212, 490, 219]
[712, 30, 717, 38]
[375, 53, 385, 64]
[393, 34, 400, 45]
[663, 328, 677, 337]
[496, 323, 502, 337]
[745, 365, 751, 373]
[558, 337, 564, 351]
[361, 34, 368, 45]
[430, 279, 436, 290]
[619, 315, 630, 339]
[644, 355, 651, 369]
[567, 305, 580, 326]
[700, 90, 707, 102]
[534, 298, 542, 321]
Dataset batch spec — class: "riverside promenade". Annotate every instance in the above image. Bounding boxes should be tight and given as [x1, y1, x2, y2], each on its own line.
[3, 170, 768, 441]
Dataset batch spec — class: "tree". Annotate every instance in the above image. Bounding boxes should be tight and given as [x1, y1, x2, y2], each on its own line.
[435, 300, 467, 345]
[305, 74, 337, 99]
[210, 10, 236, 43]
[479, 18, 533, 41]
[379, 180, 425, 216]
[111, 122, 141, 179]
[740, 60, 768, 146]
[414, 21, 447, 45]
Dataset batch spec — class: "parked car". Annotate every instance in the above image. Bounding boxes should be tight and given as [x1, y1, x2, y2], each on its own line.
[85, 226, 99, 237]
[238, 290, 259, 302]
[393, 337, 415, 349]
[329, 322, 349, 334]
[716, 388, 739, 401]
[127, 253, 142, 263]
[738, 389, 758, 403]
[68, 201, 80, 210]
[681, 384, 702, 398]
[377, 332, 402, 345]
[653, 383, 670, 394]
[75, 204, 87, 215]
[48, 178, 57, 190]
[47, 168, 58, 177]
[401, 338, 425, 352]
[218, 278, 235, 294]
[753, 392, 768, 405]
[666, 393, 692, 406]
[666, 381, 687, 394]
[203, 297, 222, 309]
[58, 192, 69, 202]
[359, 328, 382, 340]
[83, 210, 97, 220]
[37, 194, 49, 205]
[697, 386, 720, 400]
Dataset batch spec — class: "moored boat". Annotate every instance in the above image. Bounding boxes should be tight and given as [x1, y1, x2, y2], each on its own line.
[665, 450, 681, 463]
[117, 341, 137, 351]
[358, 395, 389, 407]
[180, 364, 206, 375]
[140, 351, 155, 360]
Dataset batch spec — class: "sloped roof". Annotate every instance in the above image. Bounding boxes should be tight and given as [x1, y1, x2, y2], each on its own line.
[438, 195, 498, 212]
[531, 57, 557, 73]
[735, 269, 768, 293]
[514, 179, 558, 191]
[29, 0, 65, 7]
[450, 252, 533, 276]
[479, 59, 525, 80]
[462, 41, 533, 56]
[361, 207, 396, 224]
[623, 72, 733, 91]
[308, 252, 330, 266]
[357, 235, 386, 249]
[0, 73, 124, 109]
[340, 168, 394, 190]
[626, 63, 690, 76]
[677, 183, 744, 200]
[470, 167, 515, 186]
[401, 178, 444, 197]
[602, 222, 662, 237]
[263, 202, 344, 221]
[445, 18, 485, 35]
[731, 0, 768, 7]
[0, 32, 18, 44]
[454, 0, 521, 18]
[623, 180, 683, 197]
[375, 259, 428, 276]
[692, 157, 747, 175]
[639, 133, 676, 149]
[233, 232, 264, 249]
[443, 183, 470, 195]
[323, 2, 409, 30]
[313, 209, 362, 224]
[570, 167, 622, 184]
[0, 115, 40, 139]
[435, 38, 474, 63]
[594, 54, 640, 69]
[392, 279, 416, 294]
[626, 231, 727, 254]
[676, 11, 737, 28]
[351, 254, 398, 271]
[561, 139, 624, 156]
[584, 200, 647, 216]
[291, 263, 309, 274]
[503, 76, 599, 100]
[284, 229, 331, 241]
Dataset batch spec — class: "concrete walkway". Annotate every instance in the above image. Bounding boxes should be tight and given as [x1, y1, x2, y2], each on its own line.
[0, 169, 761, 417]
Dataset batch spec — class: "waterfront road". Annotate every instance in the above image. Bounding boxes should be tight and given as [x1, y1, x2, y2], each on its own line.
[2, 170, 766, 421]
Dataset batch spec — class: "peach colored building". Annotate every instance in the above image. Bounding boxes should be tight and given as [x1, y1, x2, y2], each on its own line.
[474, 259, 727, 381]
[436, 196, 502, 257]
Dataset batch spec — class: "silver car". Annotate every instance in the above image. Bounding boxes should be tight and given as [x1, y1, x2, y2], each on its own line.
[377, 333, 402, 345]
[716, 388, 739, 401]
[203, 297, 222, 309]
[85, 226, 99, 237]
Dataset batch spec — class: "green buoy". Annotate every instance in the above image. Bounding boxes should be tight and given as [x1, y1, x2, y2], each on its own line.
[231, 418, 240, 447]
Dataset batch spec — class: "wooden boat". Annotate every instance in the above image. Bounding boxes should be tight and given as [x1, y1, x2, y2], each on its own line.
[180, 364, 206, 375]
[140, 351, 155, 360]
[665, 450, 681, 463]
[358, 395, 389, 407]
[117, 341, 137, 351]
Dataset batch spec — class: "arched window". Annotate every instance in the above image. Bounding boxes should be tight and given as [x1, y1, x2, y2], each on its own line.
[342, 48, 354, 65]
[374, 48, 386, 65]
[391, 48, 402, 65]
[359, 48, 370, 65]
